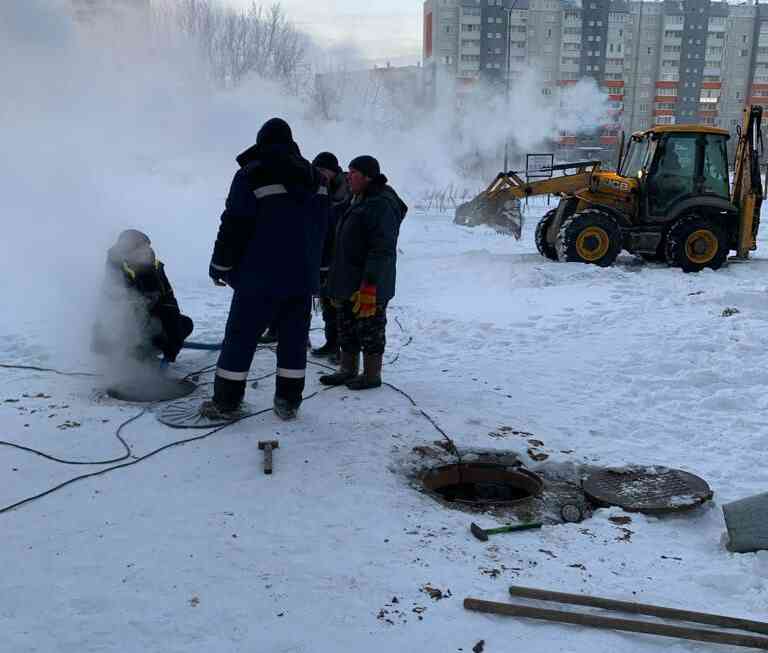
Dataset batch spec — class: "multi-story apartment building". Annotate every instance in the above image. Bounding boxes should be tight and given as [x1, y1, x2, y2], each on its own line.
[423, 0, 768, 160]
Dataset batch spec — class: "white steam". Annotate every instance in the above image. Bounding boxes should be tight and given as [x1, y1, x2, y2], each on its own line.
[0, 0, 609, 367]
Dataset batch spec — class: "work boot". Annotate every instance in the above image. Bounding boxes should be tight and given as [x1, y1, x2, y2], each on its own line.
[346, 353, 383, 390]
[319, 350, 359, 386]
[311, 341, 339, 358]
[273, 396, 300, 421]
[199, 374, 245, 419]
[199, 399, 243, 421]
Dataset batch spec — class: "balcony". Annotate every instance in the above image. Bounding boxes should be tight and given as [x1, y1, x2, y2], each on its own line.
[460, 45, 481, 55]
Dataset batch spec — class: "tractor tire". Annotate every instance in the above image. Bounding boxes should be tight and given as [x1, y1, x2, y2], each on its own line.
[535, 209, 559, 261]
[556, 209, 622, 267]
[665, 215, 728, 273]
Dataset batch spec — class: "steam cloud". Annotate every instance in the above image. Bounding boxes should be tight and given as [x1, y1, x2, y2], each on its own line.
[0, 0, 609, 368]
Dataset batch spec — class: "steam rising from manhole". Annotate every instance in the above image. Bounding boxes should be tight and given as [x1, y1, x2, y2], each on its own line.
[422, 463, 542, 506]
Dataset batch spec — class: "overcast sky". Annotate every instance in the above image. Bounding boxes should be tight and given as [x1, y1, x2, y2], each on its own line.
[224, 0, 423, 64]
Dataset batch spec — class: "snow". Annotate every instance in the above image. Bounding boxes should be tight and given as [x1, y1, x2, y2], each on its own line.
[2, 197, 768, 651]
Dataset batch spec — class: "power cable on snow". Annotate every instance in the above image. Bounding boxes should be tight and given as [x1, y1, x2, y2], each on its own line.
[0, 318, 462, 514]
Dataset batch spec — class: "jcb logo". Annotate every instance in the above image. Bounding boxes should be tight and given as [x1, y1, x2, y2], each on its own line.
[601, 179, 630, 193]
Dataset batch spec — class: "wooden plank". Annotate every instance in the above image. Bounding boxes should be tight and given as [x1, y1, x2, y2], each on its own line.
[464, 599, 768, 650]
[507, 585, 768, 635]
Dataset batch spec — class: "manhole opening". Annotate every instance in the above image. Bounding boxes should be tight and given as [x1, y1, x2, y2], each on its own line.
[422, 463, 543, 506]
[107, 377, 197, 403]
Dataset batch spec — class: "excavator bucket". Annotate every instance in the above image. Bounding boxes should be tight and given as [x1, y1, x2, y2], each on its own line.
[454, 176, 524, 239]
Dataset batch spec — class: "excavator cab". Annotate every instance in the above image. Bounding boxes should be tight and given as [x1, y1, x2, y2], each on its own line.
[455, 105, 762, 272]
[639, 130, 730, 221]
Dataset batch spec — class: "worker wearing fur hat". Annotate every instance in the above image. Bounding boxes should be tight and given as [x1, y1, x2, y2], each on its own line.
[320, 155, 407, 390]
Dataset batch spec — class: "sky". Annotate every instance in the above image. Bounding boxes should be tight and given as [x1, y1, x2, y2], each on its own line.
[224, 0, 423, 65]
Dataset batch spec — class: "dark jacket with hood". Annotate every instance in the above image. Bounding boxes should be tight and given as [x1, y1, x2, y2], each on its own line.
[327, 175, 407, 304]
[211, 142, 329, 297]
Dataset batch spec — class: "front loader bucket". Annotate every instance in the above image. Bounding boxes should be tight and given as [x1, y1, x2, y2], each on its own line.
[454, 192, 523, 239]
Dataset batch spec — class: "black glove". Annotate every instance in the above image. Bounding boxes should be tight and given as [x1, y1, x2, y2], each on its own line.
[209, 263, 230, 287]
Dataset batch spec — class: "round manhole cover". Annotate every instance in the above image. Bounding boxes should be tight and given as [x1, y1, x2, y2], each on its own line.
[422, 462, 542, 506]
[107, 377, 197, 403]
[583, 466, 712, 514]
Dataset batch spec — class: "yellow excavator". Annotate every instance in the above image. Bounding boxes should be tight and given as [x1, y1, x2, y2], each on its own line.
[454, 105, 764, 272]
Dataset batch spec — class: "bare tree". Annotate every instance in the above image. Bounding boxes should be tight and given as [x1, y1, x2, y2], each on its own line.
[153, 0, 308, 90]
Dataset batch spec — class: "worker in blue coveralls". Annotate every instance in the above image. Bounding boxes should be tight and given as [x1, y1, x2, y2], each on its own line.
[201, 118, 329, 420]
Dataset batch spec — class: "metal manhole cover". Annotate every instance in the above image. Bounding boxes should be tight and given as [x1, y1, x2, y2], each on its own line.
[583, 466, 712, 514]
[106, 377, 197, 403]
[158, 396, 257, 429]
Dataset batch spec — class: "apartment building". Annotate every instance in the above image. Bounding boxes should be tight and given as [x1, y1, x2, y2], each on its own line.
[423, 0, 768, 159]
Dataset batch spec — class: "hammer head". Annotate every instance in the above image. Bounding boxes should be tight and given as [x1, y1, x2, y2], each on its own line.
[470, 522, 489, 542]
[258, 440, 279, 450]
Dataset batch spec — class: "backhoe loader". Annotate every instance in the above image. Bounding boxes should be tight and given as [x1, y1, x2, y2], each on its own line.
[454, 105, 764, 272]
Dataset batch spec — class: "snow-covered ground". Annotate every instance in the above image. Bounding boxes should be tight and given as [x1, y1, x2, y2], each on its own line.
[2, 198, 768, 652]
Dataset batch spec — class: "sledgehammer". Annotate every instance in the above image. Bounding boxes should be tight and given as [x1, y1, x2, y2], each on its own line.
[470, 521, 542, 542]
[258, 440, 279, 475]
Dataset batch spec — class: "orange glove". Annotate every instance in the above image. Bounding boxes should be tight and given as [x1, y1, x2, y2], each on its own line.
[351, 283, 377, 318]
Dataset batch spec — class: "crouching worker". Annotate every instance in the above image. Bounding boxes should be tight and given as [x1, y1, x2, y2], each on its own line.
[201, 118, 329, 421]
[320, 156, 407, 390]
[92, 229, 194, 365]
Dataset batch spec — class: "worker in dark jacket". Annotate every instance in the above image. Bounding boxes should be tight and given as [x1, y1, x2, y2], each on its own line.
[310, 151, 351, 362]
[92, 229, 193, 364]
[320, 155, 407, 390]
[202, 118, 329, 420]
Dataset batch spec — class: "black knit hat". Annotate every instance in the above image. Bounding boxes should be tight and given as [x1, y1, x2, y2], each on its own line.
[256, 117, 293, 147]
[348, 155, 380, 179]
[312, 151, 341, 173]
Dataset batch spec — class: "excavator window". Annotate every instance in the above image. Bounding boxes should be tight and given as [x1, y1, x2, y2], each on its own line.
[701, 134, 730, 198]
[648, 134, 696, 215]
[620, 135, 654, 178]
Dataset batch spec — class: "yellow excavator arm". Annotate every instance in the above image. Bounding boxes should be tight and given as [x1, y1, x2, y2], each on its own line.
[732, 105, 764, 258]
[482, 160, 600, 201]
[454, 161, 601, 237]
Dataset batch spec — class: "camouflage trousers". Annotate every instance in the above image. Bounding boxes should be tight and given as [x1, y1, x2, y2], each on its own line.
[336, 300, 387, 355]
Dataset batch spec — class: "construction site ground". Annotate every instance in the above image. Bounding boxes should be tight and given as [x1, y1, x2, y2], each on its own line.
[2, 197, 768, 652]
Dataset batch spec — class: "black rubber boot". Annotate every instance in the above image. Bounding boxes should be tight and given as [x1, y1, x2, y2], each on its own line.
[319, 351, 359, 386]
[200, 374, 245, 418]
[346, 354, 383, 390]
[273, 396, 301, 421]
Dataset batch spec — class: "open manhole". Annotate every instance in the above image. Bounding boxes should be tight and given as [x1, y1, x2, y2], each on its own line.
[422, 462, 543, 506]
[583, 466, 712, 514]
[107, 377, 197, 403]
